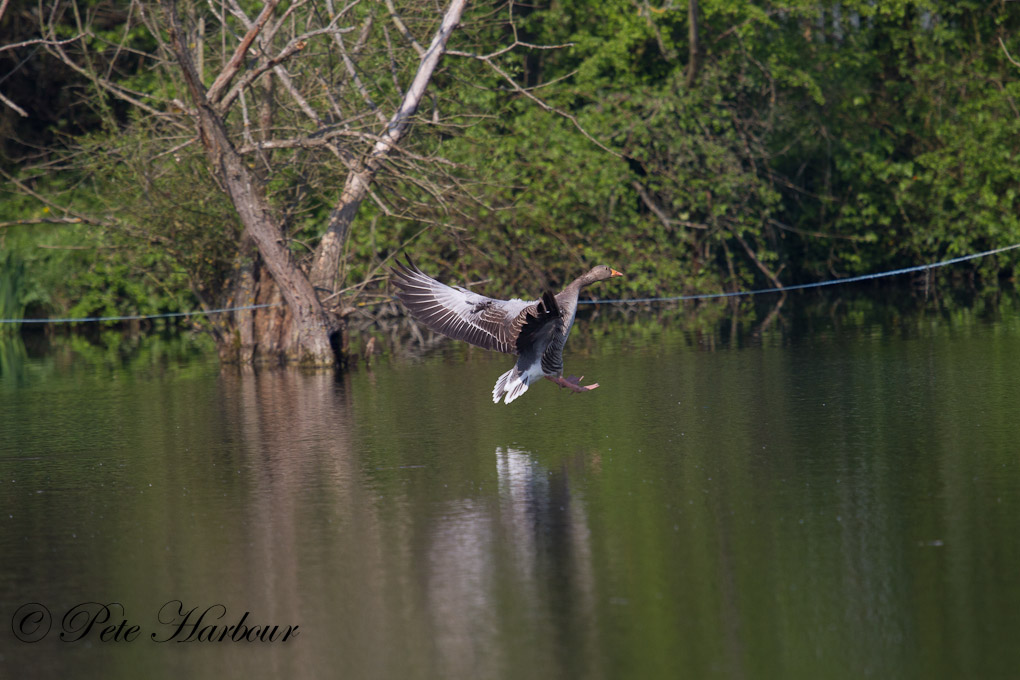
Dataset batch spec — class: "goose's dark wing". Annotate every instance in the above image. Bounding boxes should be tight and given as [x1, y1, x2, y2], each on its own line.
[390, 257, 536, 354]
[516, 290, 561, 358]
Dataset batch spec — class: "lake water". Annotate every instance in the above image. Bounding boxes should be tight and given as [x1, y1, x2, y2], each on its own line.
[2, 294, 1020, 679]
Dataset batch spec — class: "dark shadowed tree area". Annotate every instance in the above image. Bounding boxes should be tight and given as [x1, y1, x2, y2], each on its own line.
[2, 0, 1019, 363]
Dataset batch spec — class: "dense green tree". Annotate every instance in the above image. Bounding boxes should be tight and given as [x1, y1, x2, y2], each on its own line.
[397, 0, 1020, 292]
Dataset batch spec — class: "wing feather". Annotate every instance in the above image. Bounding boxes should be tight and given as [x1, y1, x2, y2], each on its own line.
[390, 257, 536, 355]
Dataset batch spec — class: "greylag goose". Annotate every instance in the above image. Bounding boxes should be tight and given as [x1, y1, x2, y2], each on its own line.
[390, 257, 623, 404]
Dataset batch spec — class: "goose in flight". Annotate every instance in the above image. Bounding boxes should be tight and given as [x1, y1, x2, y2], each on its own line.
[390, 257, 623, 404]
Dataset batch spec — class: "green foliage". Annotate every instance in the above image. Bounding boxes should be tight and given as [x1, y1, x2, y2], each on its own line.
[0, 126, 234, 325]
[767, 1, 1020, 281]
[0, 200, 91, 326]
[0, 246, 33, 333]
[68, 124, 241, 319]
[370, 0, 798, 297]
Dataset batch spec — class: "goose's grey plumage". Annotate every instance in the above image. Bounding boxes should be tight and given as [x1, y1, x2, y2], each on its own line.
[390, 257, 623, 404]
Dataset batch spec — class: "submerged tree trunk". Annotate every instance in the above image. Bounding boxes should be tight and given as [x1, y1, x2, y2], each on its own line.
[218, 238, 316, 366]
[165, 2, 336, 365]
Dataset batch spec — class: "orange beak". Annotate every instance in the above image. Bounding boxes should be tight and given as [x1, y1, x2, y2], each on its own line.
[610, 268, 624, 277]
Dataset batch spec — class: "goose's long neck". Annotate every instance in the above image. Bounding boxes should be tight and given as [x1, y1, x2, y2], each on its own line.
[555, 277, 587, 337]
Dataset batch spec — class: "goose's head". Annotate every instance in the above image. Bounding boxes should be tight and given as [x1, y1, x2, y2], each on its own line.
[579, 265, 624, 288]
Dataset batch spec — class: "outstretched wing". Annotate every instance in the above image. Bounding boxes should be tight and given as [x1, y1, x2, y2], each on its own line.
[390, 257, 536, 355]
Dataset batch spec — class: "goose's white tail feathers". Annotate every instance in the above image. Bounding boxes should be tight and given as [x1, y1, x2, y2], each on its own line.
[492, 367, 531, 405]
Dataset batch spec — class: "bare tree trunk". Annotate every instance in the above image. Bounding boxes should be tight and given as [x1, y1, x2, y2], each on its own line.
[219, 233, 258, 364]
[686, 0, 700, 88]
[308, 0, 468, 297]
[309, 173, 369, 297]
[208, 109, 335, 364]
[163, 1, 336, 365]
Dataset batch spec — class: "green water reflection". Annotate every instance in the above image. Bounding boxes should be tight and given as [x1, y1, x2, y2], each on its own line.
[2, 296, 1019, 679]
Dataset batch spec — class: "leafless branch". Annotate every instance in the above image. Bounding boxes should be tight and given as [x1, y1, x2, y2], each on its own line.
[308, 0, 468, 293]
[1001, 37, 1020, 69]
[266, 59, 323, 124]
[631, 180, 708, 230]
[734, 231, 784, 289]
[450, 48, 623, 159]
[222, 0, 355, 126]
[365, 0, 467, 164]
[151, 138, 198, 161]
[237, 128, 460, 168]
[314, 72, 346, 122]
[768, 218, 870, 242]
[332, 13, 389, 125]
[218, 36, 312, 111]
[35, 243, 96, 250]
[236, 129, 369, 153]
[206, 0, 281, 104]
[0, 217, 84, 229]
[218, 9, 362, 112]
[0, 33, 84, 54]
[41, 25, 175, 120]
[382, 24, 401, 92]
[0, 90, 28, 117]
[104, 2, 140, 81]
[384, 0, 424, 57]
[0, 167, 115, 228]
[260, 0, 308, 48]
[238, 86, 256, 149]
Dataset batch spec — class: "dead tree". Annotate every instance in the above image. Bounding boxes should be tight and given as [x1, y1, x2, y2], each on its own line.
[23, 0, 470, 365]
